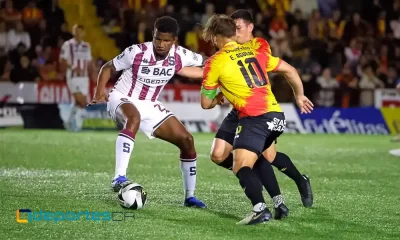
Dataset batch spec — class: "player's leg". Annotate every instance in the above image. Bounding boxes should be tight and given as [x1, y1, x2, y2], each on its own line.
[233, 114, 290, 225]
[67, 78, 88, 132]
[210, 109, 238, 168]
[108, 94, 141, 191]
[211, 109, 286, 216]
[263, 143, 313, 207]
[153, 115, 206, 208]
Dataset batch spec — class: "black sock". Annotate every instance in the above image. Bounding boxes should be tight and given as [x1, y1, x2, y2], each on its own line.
[271, 152, 304, 185]
[217, 153, 233, 170]
[236, 167, 265, 206]
[253, 155, 281, 199]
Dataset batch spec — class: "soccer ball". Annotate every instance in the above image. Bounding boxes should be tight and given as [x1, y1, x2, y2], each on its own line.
[118, 183, 147, 209]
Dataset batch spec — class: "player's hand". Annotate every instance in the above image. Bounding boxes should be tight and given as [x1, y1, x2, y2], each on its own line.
[88, 90, 108, 106]
[296, 95, 314, 114]
[216, 92, 225, 105]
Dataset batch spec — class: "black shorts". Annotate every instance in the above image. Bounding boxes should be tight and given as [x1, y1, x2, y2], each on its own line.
[233, 112, 285, 156]
[215, 109, 278, 146]
[215, 109, 239, 145]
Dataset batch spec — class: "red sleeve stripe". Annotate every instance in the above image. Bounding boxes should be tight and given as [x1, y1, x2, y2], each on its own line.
[202, 84, 219, 90]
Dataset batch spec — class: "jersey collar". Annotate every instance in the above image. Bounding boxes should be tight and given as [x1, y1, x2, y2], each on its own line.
[223, 41, 238, 48]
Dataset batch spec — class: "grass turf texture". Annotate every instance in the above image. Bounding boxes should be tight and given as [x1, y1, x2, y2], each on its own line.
[0, 129, 399, 240]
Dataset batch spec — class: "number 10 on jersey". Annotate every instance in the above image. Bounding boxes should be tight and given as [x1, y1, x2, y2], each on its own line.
[237, 57, 268, 88]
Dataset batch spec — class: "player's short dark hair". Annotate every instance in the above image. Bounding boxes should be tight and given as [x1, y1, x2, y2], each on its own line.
[230, 9, 254, 24]
[202, 14, 236, 41]
[154, 16, 179, 36]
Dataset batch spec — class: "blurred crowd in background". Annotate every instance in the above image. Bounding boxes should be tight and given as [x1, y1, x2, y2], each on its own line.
[0, 0, 399, 107]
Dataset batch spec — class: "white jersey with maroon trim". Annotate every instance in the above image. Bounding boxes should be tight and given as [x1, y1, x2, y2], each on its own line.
[112, 42, 204, 101]
[60, 38, 93, 79]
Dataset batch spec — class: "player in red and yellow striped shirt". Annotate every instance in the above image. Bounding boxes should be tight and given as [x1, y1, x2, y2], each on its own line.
[201, 14, 313, 225]
[207, 10, 314, 219]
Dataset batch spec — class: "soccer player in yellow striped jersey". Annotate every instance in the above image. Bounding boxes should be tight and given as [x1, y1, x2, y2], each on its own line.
[201, 13, 313, 225]
[208, 10, 314, 215]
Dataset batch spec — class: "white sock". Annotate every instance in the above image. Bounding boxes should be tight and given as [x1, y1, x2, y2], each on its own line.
[68, 106, 85, 131]
[74, 107, 86, 130]
[114, 129, 135, 179]
[253, 202, 267, 213]
[272, 195, 285, 208]
[180, 153, 197, 199]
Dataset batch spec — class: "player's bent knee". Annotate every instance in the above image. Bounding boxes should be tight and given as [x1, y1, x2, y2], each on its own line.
[178, 133, 195, 153]
[210, 152, 225, 164]
[232, 149, 258, 174]
[210, 138, 232, 164]
[262, 150, 276, 163]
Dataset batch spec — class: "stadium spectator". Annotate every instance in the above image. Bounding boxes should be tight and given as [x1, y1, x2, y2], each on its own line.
[328, 9, 345, 39]
[316, 68, 339, 107]
[336, 64, 358, 107]
[343, 13, 368, 42]
[22, 0, 43, 28]
[359, 65, 385, 106]
[30, 19, 50, 50]
[42, 0, 65, 34]
[308, 9, 324, 40]
[201, 3, 215, 26]
[0, 0, 22, 26]
[390, 16, 400, 40]
[0, 21, 9, 50]
[8, 42, 28, 68]
[381, 66, 400, 88]
[39, 59, 61, 81]
[7, 21, 31, 51]
[10, 55, 40, 83]
[344, 38, 361, 67]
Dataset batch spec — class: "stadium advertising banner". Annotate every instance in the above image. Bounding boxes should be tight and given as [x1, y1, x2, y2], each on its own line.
[0, 82, 397, 134]
[296, 108, 390, 135]
[374, 89, 400, 108]
[0, 105, 23, 128]
[380, 107, 400, 135]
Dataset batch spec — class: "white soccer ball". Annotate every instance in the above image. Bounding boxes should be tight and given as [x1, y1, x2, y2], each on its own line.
[118, 183, 147, 210]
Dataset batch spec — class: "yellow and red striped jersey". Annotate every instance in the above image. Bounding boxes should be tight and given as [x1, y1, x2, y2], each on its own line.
[202, 38, 282, 117]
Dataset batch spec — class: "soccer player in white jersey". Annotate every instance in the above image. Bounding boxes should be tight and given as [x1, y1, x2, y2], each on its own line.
[60, 24, 94, 132]
[90, 16, 208, 208]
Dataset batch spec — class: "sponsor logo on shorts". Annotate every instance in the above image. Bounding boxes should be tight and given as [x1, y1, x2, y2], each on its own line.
[266, 118, 286, 132]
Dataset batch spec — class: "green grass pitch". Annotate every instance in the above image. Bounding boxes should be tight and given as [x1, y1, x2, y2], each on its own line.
[0, 129, 399, 240]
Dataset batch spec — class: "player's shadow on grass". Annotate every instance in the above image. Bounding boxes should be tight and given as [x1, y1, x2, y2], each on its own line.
[204, 209, 241, 221]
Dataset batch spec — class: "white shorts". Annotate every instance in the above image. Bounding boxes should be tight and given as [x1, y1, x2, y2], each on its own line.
[107, 91, 174, 139]
[67, 77, 89, 95]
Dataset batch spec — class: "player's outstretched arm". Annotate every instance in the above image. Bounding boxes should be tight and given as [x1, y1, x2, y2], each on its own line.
[177, 67, 203, 79]
[90, 60, 116, 105]
[274, 60, 314, 114]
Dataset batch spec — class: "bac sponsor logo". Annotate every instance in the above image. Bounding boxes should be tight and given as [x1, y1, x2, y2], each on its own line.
[381, 108, 400, 135]
[297, 108, 389, 135]
[141, 67, 173, 77]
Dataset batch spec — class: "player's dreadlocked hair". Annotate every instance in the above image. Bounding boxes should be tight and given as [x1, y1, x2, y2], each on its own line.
[230, 9, 254, 24]
[154, 16, 179, 36]
[202, 14, 236, 42]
